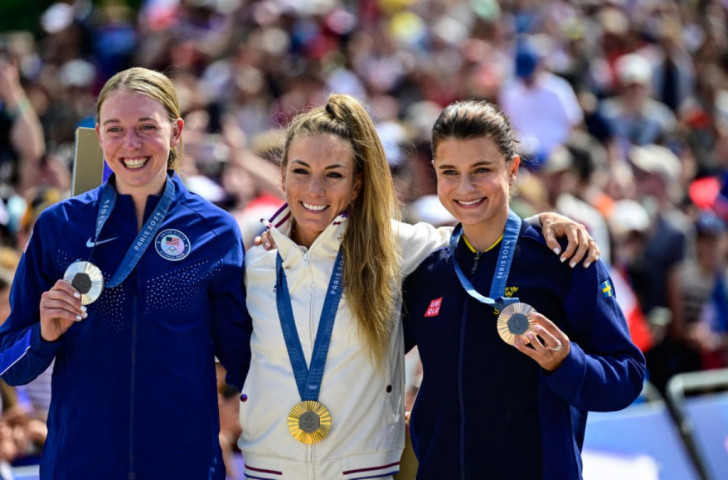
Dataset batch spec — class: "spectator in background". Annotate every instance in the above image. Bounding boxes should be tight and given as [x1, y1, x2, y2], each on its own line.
[498, 39, 583, 167]
[650, 17, 696, 115]
[669, 211, 728, 373]
[536, 144, 611, 264]
[624, 143, 689, 392]
[600, 53, 677, 158]
[607, 199, 655, 354]
[0, 55, 44, 196]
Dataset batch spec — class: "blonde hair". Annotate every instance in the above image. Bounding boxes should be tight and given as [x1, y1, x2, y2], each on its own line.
[282, 94, 401, 363]
[95, 67, 184, 170]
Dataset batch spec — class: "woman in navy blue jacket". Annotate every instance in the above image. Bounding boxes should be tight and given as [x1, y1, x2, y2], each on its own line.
[0, 67, 250, 479]
[402, 100, 646, 480]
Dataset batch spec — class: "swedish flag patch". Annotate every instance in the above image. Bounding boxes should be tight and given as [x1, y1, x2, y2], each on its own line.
[601, 280, 613, 298]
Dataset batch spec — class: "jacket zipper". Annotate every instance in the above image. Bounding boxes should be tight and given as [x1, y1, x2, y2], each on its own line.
[459, 250, 480, 480]
[302, 248, 316, 479]
[458, 295, 469, 480]
[470, 251, 481, 276]
[128, 294, 138, 480]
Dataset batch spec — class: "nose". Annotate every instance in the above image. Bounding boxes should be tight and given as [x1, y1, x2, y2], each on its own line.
[308, 174, 325, 195]
[458, 174, 475, 193]
[123, 129, 142, 149]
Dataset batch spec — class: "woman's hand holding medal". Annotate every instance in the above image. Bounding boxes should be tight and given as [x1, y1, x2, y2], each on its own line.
[512, 313, 570, 371]
[39, 279, 87, 342]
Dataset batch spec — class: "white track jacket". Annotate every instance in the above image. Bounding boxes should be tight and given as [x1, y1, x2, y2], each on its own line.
[240, 205, 449, 480]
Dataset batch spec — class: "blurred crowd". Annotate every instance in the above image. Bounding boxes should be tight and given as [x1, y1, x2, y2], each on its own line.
[1, 0, 728, 476]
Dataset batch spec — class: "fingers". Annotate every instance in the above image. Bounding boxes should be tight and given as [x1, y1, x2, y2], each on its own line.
[39, 280, 87, 341]
[258, 231, 275, 250]
[584, 239, 600, 268]
[559, 224, 579, 268]
[559, 224, 600, 269]
[513, 313, 570, 371]
[565, 228, 590, 268]
[542, 226, 562, 257]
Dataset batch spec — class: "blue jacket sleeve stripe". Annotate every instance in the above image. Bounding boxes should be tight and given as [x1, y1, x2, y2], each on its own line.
[0, 329, 32, 376]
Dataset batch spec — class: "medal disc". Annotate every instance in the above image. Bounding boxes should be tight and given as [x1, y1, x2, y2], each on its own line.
[497, 302, 535, 345]
[63, 261, 104, 305]
[287, 400, 332, 444]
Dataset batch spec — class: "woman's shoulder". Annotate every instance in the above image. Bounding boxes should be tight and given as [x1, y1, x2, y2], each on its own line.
[177, 191, 241, 236]
[36, 190, 99, 227]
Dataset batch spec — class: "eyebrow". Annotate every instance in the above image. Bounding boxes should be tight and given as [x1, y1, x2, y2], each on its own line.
[289, 159, 350, 170]
[101, 116, 157, 126]
[436, 160, 493, 169]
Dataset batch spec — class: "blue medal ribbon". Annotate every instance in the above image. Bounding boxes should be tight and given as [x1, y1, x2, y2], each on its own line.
[450, 208, 522, 310]
[92, 175, 175, 288]
[276, 250, 344, 401]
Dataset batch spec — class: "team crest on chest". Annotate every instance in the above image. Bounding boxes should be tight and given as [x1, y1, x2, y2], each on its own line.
[155, 229, 191, 261]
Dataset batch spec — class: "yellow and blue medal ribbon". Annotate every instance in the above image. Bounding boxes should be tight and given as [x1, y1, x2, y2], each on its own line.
[276, 250, 343, 444]
[450, 208, 522, 310]
[450, 209, 536, 345]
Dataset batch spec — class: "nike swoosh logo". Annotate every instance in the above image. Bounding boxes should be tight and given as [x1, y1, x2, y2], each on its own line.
[86, 236, 118, 248]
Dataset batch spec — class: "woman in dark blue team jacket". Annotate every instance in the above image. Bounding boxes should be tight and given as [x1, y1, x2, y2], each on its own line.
[0, 67, 250, 479]
[402, 100, 646, 480]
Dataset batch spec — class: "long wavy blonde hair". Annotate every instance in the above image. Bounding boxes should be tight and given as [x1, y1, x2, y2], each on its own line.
[281, 94, 401, 364]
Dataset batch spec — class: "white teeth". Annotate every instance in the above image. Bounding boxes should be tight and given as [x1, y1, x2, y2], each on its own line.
[302, 203, 327, 211]
[458, 198, 483, 206]
[123, 157, 147, 169]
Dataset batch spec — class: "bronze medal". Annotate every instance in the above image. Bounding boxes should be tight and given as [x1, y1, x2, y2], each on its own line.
[497, 302, 535, 345]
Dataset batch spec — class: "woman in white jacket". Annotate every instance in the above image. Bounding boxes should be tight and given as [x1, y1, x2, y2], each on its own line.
[239, 94, 597, 480]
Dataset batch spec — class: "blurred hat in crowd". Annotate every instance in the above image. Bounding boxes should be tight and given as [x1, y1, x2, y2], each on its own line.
[41, 3, 75, 34]
[608, 199, 651, 238]
[541, 145, 573, 175]
[377, 120, 408, 169]
[615, 53, 652, 87]
[695, 210, 727, 236]
[628, 144, 680, 185]
[514, 42, 541, 79]
[59, 59, 96, 89]
[599, 6, 629, 36]
[404, 100, 442, 142]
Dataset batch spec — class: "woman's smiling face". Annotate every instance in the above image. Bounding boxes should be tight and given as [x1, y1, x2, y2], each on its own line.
[434, 136, 518, 232]
[96, 89, 182, 198]
[282, 133, 361, 247]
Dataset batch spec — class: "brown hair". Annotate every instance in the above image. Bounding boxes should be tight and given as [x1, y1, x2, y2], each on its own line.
[431, 99, 517, 162]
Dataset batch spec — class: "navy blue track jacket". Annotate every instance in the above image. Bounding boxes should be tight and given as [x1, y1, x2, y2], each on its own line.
[0, 172, 251, 479]
[402, 221, 646, 480]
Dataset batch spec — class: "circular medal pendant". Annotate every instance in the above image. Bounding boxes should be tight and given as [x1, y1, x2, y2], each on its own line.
[63, 261, 104, 305]
[497, 302, 535, 345]
[287, 400, 332, 444]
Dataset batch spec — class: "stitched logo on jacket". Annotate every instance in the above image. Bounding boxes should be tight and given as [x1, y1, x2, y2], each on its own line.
[155, 229, 191, 261]
[424, 297, 442, 317]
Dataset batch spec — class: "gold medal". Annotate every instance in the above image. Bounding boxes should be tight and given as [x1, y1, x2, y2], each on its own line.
[497, 302, 535, 345]
[63, 261, 104, 305]
[287, 400, 332, 444]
